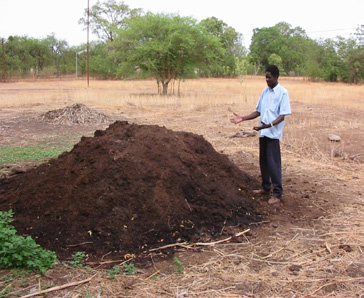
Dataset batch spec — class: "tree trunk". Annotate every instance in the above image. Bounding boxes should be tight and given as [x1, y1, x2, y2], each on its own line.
[162, 82, 169, 95]
[353, 73, 358, 84]
[157, 79, 161, 94]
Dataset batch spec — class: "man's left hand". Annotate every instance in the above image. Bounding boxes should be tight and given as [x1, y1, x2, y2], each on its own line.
[253, 121, 269, 131]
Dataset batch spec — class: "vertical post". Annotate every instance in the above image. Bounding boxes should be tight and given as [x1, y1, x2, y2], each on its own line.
[87, 0, 90, 87]
[2, 38, 5, 83]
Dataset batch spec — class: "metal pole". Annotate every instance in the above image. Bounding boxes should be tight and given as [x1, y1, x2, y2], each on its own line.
[2, 38, 5, 83]
[87, 0, 90, 87]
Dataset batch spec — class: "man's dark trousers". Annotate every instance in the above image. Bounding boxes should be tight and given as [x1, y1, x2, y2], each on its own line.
[259, 136, 282, 198]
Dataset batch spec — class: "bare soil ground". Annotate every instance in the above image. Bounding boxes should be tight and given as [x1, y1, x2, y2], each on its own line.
[0, 79, 363, 297]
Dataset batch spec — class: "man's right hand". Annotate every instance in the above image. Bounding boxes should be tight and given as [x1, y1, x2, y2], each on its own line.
[230, 112, 243, 124]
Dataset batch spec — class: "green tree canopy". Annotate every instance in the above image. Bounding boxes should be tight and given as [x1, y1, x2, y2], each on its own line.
[336, 36, 364, 83]
[200, 17, 246, 77]
[79, 0, 142, 42]
[45, 33, 69, 75]
[111, 13, 224, 94]
[249, 22, 309, 75]
[4, 36, 56, 78]
[4, 36, 38, 76]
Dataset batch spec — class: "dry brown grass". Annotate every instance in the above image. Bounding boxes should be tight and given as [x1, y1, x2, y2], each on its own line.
[0, 77, 363, 297]
[1, 76, 363, 108]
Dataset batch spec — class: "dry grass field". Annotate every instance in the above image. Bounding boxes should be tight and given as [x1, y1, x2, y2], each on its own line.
[0, 77, 363, 297]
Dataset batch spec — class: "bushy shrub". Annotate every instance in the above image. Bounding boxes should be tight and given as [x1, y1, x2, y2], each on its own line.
[0, 209, 57, 273]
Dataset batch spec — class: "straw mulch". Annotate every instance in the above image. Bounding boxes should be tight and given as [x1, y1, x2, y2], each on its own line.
[39, 103, 109, 125]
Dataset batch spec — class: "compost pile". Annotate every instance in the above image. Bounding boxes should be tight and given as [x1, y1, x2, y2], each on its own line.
[39, 103, 109, 125]
[0, 121, 261, 261]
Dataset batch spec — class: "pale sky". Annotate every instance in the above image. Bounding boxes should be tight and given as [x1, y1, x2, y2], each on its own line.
[0, 0, 362, 48]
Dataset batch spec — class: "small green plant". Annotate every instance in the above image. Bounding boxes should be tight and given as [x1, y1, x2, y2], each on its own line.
[69, 251, 86, 268]
[173, 257, 183, 273]
[123, 263, 137, 275]
[106, 265, 121, 278]
[0, 209, 57, 273]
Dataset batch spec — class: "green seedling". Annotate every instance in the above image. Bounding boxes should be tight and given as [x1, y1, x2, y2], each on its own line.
[173, 257, 183, 273]
[106, 266, 121, 278]
[69, 252, 86, 268]
[123, 263, 137, 275]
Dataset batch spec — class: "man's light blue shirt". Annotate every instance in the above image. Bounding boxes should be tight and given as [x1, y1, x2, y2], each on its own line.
[256, 83, 291, 140]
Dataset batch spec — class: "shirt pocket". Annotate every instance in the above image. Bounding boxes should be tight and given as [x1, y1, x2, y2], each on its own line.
[268, 98, 280, 113]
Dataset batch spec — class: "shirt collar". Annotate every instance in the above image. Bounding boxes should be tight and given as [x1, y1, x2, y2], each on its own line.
[270, 83, 279, 92]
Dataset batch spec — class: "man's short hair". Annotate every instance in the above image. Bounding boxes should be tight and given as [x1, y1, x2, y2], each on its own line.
[266, 65, 279, 78]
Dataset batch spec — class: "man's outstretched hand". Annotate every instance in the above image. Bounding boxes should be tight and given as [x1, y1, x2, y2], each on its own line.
[230, 112, 243, 124]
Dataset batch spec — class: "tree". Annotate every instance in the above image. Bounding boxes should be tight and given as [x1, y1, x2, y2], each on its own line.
[27, 38, 53, 73]
[3, 36, 54, 78]
[112, 13, 224, 95]
[89, 42, 118, 79]
[200, 17, 246, 77]
[45, 33, 69, 76]
[315, 38, 343, 82]
[79, 0, 142, 42]
[4, 36, 36, 77]
[249, 26, 282, 73]
[274, 22, 308, 74]
[249, 22, 309, 75]
[336, 37, 363, 83]
[268, 53, 284, 74]
[301, 39, 322, 81]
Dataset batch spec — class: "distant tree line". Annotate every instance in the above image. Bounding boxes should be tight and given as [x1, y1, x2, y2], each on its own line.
[1, 0, 363, 91]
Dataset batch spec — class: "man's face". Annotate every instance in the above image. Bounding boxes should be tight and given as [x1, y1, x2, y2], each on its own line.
[266, 72, 278, 88]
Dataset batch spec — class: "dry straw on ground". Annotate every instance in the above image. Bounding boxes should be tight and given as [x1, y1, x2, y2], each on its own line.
[39, 103, 110, 125]
[0, 77, 363, 297]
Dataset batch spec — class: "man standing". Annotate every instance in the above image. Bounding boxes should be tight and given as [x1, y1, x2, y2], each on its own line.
[230, 65, 291, 204]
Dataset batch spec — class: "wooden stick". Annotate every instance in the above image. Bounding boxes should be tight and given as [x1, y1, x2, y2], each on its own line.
[145, 270, 160, 280]
[148, 229, 250, 252]
[88, 257, 134, 267]
[307, 282, 336, 296]
[185, 198, 192, 212]
[261, 247, 284, 259]
[66, 241, 93, 248]
[148, 242, 190, 252]
[20, 274, 96, 298]
[194, 229, 250, 246]
[325, 242, 332, 254]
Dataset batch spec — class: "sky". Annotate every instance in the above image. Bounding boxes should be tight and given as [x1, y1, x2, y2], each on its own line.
[0, 0, 362, 48]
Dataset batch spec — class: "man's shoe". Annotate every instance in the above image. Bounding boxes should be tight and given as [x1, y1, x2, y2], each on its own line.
[268, 196, 280, 204]
[253, 189, 270, 195]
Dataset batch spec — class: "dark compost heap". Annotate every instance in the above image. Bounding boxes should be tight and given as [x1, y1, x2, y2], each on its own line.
[0, 121, 261, 260]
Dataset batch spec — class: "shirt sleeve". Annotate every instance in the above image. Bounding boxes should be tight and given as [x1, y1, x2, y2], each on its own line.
[256, 90, 265, 113]
[279, 91, 291, 116]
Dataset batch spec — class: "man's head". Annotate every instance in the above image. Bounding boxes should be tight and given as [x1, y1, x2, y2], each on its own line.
[265, 65, 279, 88]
